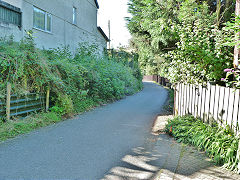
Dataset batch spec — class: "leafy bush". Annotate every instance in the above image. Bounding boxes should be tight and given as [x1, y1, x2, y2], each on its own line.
[165, 116, 239, 172]
[221, 16, 240, 89]
[0, 33, 143, 117]
[127, 0, 234, 85]
[0, 33, 50, 97]
[77, 55, 142, 101]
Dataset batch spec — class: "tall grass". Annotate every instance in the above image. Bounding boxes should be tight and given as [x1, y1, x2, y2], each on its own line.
[165, 116, 239, 172]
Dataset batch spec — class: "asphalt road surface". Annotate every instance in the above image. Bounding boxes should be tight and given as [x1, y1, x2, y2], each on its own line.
[0, 82, 168, 179]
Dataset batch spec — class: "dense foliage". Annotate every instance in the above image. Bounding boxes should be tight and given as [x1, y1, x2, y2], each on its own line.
[0, 34, 143, 116]
[166, 116, 239, 172]
[127, 0, 235, 84]
[221, 16, 240, 88]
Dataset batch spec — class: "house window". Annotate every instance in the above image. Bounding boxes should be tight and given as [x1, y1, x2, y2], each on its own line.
[0, 1, 22, 27]
[33, 7, 52, 32]
[73, 7, 77, 25]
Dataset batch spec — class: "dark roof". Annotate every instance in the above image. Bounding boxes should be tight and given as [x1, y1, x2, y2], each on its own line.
[95, 0, 99, 9]
[97, 27, 110, 42]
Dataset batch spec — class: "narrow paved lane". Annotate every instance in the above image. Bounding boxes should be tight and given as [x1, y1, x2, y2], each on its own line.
[0, 82, 168, 179]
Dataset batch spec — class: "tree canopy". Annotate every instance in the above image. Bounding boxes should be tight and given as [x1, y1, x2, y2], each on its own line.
[127, 0, 235, 84]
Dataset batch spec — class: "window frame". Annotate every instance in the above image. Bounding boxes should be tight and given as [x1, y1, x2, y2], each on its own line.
[72, 6, 77, 25]
[46, 13, 52, 32]
[33, 6, 52, 33]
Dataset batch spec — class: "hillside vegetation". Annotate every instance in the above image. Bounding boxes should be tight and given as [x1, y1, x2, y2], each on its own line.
[0, 33, 143, 116]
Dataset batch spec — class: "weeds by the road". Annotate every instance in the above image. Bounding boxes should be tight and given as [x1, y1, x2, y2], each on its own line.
[162, 88, 174, 115]
[0, 112, 61, 142]
[165, 116, 239, 172]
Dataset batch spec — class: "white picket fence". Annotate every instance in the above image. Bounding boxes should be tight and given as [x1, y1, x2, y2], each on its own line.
[175, 83, 240, 135]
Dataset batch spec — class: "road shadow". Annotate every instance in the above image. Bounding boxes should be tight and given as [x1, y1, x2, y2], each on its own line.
[101, 83, 239, 180]
[101, 133, 239, 180]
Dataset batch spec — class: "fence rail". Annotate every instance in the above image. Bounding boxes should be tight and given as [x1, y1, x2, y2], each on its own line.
[0, 83, 49, 120]
[175, 83, 240, 135]
[143, 75, 171, 87]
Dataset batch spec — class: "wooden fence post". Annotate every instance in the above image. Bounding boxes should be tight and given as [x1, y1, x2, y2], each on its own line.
[174, 84, 177, 116]
[6, 83, 11, 121]
[46, 88, 50, 111]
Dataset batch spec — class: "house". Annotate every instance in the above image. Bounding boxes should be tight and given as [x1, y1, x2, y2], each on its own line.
[0, 0, 109, 54]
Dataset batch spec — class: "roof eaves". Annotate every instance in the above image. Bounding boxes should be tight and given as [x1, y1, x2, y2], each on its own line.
[95, 0, 99, 9]
[97, 27, 110, 42]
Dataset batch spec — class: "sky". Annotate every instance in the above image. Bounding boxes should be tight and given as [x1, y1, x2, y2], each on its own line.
[97, 0, 132, 48]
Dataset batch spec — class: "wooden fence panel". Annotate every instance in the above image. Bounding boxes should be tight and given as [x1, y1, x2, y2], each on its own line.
[175, 84, 179, 115]
[200, 86, 206, 120]
[0, 99, 4, 118]
[197, 85, 203, 118]
[227, 88, 235, 129]
[186, 84, 191, 114]
[178, 84, 182, 116]
[0, 83, 49, 121]
[204, 84, 211, 122]
[176, 83, 240, 135]
[189, 84, 193, 114]
[192, 85, 196, 117]
[214, 85, 220, 121]
[183, 84, 189, 115]
[209, 85, 216, 121]
[182, 84, 186, 116]
[180, 84, 184, 116]
[222, 87, 230, 126]
[218, 86, 225, 124]
[194, 85, 199, 118]
[233, 89, 239, 133]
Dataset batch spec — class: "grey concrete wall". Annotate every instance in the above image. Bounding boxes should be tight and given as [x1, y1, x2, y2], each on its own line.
[96, 30, 108, 54]
[0, 0, 107, 55]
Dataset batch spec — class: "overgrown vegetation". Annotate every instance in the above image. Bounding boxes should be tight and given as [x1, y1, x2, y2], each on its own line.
[0, 33, 142, 141]
[0, 112, 61, 142]
[127, 0, 235, 85]
[222, 16, 240, 88]
[0, 33, 142, 116]
[165, 116, 239, 172]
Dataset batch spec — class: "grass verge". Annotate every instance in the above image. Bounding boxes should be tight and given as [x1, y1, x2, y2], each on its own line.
[165, 115, 239, 172]
[0, 112, 61, 142]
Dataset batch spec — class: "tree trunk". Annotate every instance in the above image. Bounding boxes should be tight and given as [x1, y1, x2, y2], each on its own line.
[234, 0, 240, 68]
[216, 0, 221, 26]
[224, 0, 232, 22]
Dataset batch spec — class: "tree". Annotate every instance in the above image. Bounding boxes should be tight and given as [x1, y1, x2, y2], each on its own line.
[127, 0, 233, 84]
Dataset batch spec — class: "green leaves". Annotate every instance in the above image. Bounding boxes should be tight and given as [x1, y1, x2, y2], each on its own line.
[127, 0, 233, 84]
[0, 35, 143, 117]
[165, 116, 239, 172]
